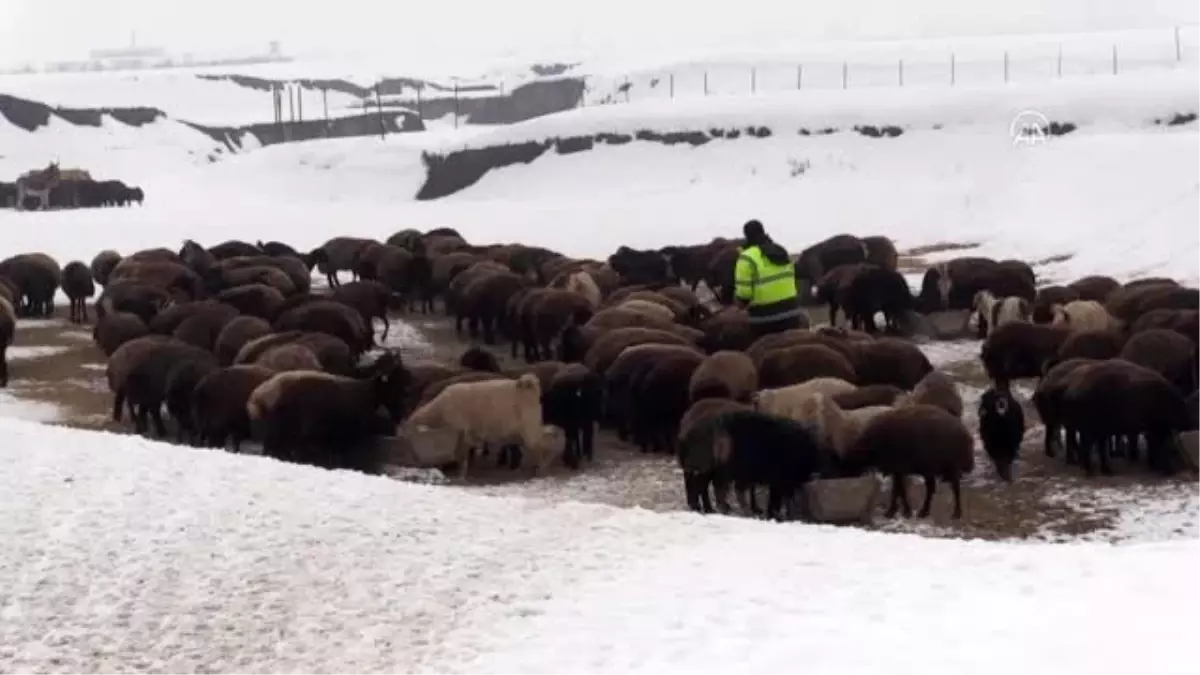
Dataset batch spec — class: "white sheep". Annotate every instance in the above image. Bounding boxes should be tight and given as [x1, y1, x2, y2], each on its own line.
[971, 290, 1030, 337]
[1050, 299, 1114, 333]
[752, 377, 857, 419]
[565, 270, 602, 309]
[404, 373, 562, 479]
[616, 298, 676, 324]
[796, 393, 893, 460]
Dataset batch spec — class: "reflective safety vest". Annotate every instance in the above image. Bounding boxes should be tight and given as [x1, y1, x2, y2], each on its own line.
[734, 245, 799, 308]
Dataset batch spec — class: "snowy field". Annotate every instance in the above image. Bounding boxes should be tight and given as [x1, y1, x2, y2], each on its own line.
[2, 17, 1199, 669]
[0, 418, 1196, 673]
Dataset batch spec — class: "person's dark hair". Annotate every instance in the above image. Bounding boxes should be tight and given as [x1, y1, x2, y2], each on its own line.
[742, 219, 790, 265]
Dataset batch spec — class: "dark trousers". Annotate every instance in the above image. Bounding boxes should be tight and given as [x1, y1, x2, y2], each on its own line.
[752, 315, 803, 340]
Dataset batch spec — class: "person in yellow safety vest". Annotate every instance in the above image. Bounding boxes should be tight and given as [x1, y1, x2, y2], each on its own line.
[733, 219, 805, 337]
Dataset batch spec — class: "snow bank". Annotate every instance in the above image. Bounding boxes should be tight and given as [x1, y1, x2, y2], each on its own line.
[0, 70, 364, 126]
[439, 70, 1199, 151]
[0, 416, 1195, 673]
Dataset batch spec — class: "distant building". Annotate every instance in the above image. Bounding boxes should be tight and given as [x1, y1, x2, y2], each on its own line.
[87, 45, 169, 70]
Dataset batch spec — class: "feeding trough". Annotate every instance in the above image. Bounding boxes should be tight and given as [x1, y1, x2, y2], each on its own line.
[801, 475, 881, 525]
[1179, 431, 1199, 472]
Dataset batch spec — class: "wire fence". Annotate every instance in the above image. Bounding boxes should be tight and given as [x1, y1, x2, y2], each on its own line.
[584, 26, 1198, 105]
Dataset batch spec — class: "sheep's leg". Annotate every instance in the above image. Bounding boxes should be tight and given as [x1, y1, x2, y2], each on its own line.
[948, 475, 964, 519]
[827, 301, 839, 326]
[0, 351, 7, 388]
[149, 404, 169, 439]
[712, 477, 732, 514]
[582, 422, 595, 462]
[766, 484, 786, 521]
[507, 444, 523, 470]
[1043, 421, 1059, 457]
[1096, 435, 1114, 476]
[1077, 433, 1095, 476]
[698, 475, 714, 513]
[377, 314, 389, 341]
[918, 474, 936, 518]
[132, 403, 149, 435]
[885, 473, 905, 518]
[482, 318, 495, 346]
[455, 432, 471, 480]
[683, 473, 702, 512]
[81, 299, 89, 324]
[1064, 427, 1080, 465]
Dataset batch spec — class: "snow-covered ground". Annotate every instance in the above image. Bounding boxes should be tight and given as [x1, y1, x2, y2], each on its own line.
[0, 417, 1195, 674]
[1, 25, 1198, 668]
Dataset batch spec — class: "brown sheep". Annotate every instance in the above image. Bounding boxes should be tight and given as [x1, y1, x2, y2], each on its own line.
[630, 350, 705, 453]
[459, 270, 528, 344]
[981, 322, 1069, 387]
[675, 397, 754, 512]
[583, 326, 696, 375]
[273, 300, 373, 356]
[1120, 329, 1198, 396]
[1105, 282, 1193, 324]
[61, 260, 96, 324]
[1046, 329, 1126, 371]
[90, 250, 123, 287]
[524, 289, 596, 363]
[310, 236, 377, 287]
[758, 343, 857, 389]
[505, 360, 568, 390]
[847, 338, 933, 390]
[92, 311, 149, 357]
[688, 350, 758, 403]
[127, 247, 182, 264]
[213, 255, 312, 295]
[255, 343, 324, 372]
[192, 365, 276, 451]
[843, 404, 975, 518]
[108, 260, 202, 299]
[795, 234, 868, 287]
[862, 236, 899, 271]
[908, 370, 963, 418]
[234, 330, 355, 375]
[106, 335, 207, 436]
[604, 343, 702, 440]
[831, 384, 907, 410]
[0, 253, 61, 317]
[917, 257, 1034, 313]
[162, 356, 221, 443]
[331, 280, 395, 340]
[172, 304, 240, 352]
[1033, 358, 1100, 461]
[206, 265, 296, 297]
[1130, 309, 1198, 343]
[0, 296, 13, 387]
[149, 300, 228, 335]
[213, 316, 272, 366]
[215, 283, 286, 320]
[1031, 285, 1079, 323]
[1067, 275, 1120, 302]
[747, 329, 851, 367]
[246, 351, 410, 472]
[697, 307, 756, 353]
[95, 280, 172, 324]
[416, 370, 508, 408]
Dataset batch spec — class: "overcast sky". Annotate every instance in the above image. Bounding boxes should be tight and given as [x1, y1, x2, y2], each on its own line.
[0, 0, 1194, 70]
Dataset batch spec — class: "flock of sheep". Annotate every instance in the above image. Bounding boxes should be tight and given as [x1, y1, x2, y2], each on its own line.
[0, 228, 1196, 524]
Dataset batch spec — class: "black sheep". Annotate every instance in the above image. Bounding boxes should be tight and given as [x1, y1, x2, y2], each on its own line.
[1120, 328, 1198, 396]
[273, 300, 373, 357]
[978, 386, 1026, 482]
[213, 316, 272, 366]
[541, 363, 603, 469]
[61, 260, 96, 324]
[1045, 329, 1125, 372]
[192, 365, 278, 451]
[95, 280, 172, 324]
[840, 264, 915, 334]
[163, 356, 220, 443]
[0, 296, 13, 387]
[629, 350, 704, 454]
[981, 322, 1069, 388]
[121, 340, 216, 437]
[459, 345, 501, 373]
[706, 410, 824, 520]
[92, 311, 149, 357]
[676, 398, 752, 513]
[216, 283, 285, 320]
[1032, 358, 1097, 462]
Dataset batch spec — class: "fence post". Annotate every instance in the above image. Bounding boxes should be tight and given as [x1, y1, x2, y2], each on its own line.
[841, 62, 848, 89]
[1003, 51, 1009, 83]
[704, 70, 708, 95]
[297, 85, 303, 121]
[950, 52, 956, 85]
[1175, 26, 1182, 62]
[797, 64, 802, 89]
[287, 83, 295, 122]
[454, 82, 460, 128]
[1057, 45, 1063, 77]
[898, 59, 904, 86]
[1112, 44, 1118, 75]
[323, 88, 329, 121]
[375, 83, 386, 140]
[669, 73, 674, 99]
[751, 66, 757, 94]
